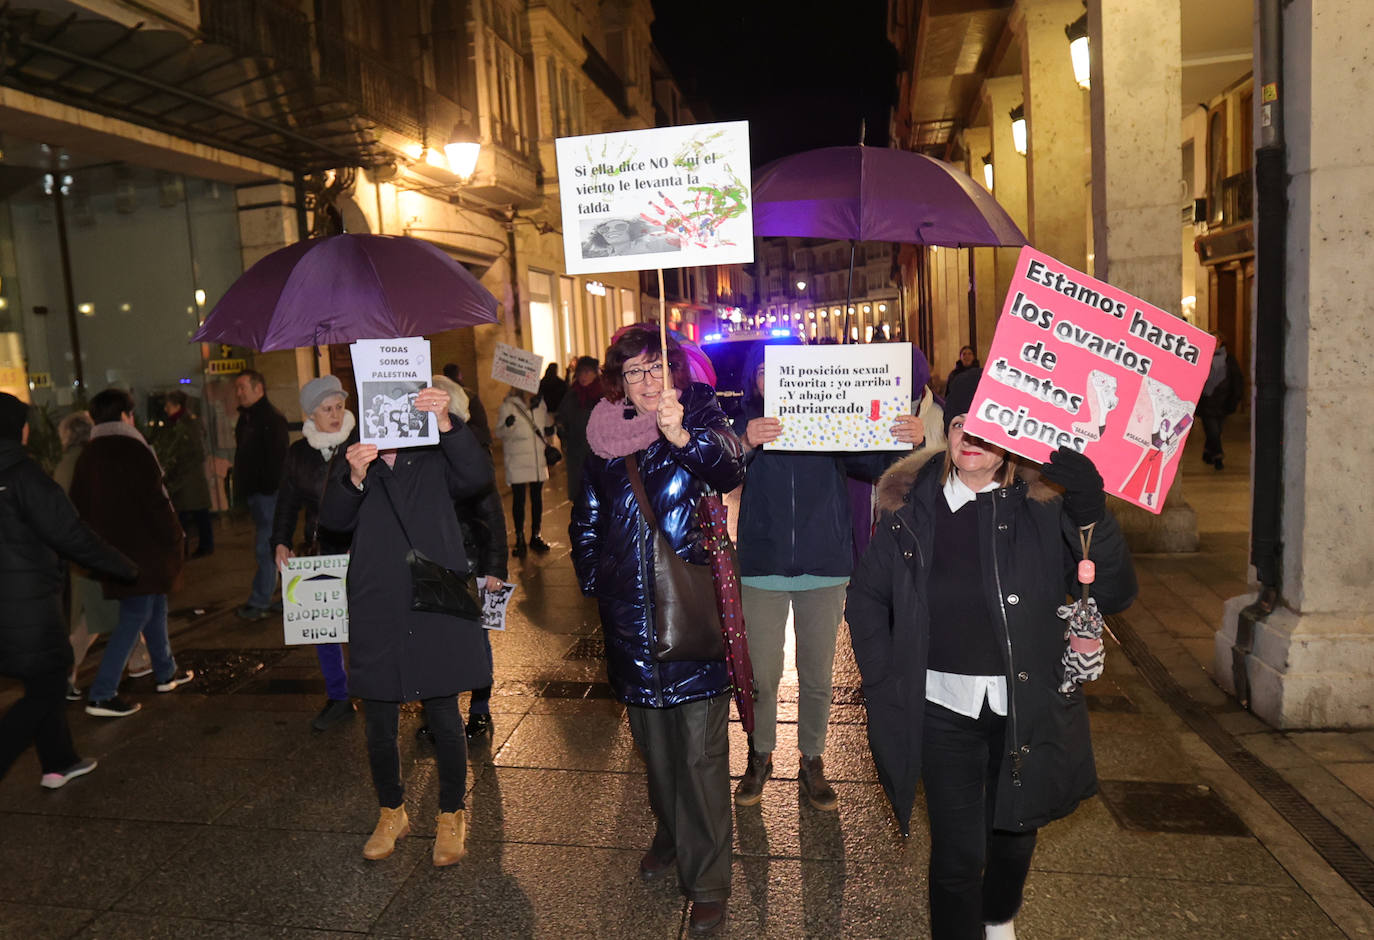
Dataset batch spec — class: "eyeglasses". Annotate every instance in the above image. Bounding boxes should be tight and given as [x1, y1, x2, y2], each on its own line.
[623, 362, 665, 385]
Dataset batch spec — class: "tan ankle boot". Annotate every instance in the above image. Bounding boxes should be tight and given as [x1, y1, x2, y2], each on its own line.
[362, 805, 410, 860]
[433, 810, 467, 866]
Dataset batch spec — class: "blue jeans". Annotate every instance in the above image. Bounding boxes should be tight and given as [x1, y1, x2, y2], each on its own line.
[246, 492, 278, 608]
[90, 594, 176, 703]
[315, 643, 349, 701]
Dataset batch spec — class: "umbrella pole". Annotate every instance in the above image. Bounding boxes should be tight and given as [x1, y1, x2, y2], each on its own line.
[843, 239, 856, 343]
[658, 268, 670, 391]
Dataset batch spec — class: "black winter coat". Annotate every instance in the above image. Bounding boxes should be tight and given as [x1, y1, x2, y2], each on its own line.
[234, 396, 289, 498]
[319, 421, 492, 701]
[0, 440, 136, 677]
[456, 480, 508, 581]
[271, 433, 357, 556]
[570, 384, 745, 708]
[847, 453, 1137, 835]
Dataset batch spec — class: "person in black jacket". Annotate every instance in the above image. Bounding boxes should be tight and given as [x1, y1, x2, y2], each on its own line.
[847, 371, 1137, 940]
[1198, 337, 1243, 470]
[537, 362, 568, 415]
[234, 369, 290, 620]
[0, 394, 137, 788]
[271, 376, 358, 732]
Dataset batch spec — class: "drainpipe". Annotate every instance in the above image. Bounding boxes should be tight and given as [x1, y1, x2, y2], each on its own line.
[1231, 0, 1287, 709]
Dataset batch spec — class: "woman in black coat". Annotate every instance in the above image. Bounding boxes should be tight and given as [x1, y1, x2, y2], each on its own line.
[847, 372, 1136, 940]
[319, 386, 492, 868]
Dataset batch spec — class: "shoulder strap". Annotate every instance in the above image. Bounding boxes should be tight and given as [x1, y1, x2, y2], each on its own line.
[514, 403, 549, 445]
[374, 472, 416, 550]
[624, 454, 657, 527]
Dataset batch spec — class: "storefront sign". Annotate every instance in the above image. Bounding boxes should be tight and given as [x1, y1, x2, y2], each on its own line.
[491, 342, 543, 394]
[554, 121, 753, 275]
[961, 247, 1216, 514]
[282, 554, 349, 645]
[349, 336, 437, 450]
[206, 358, 247, 375]
[764, 343, 913, 452]
[28, 372, 51, 389]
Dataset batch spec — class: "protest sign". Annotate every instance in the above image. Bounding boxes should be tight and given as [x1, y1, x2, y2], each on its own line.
[350, 336, 437, 449]
[764, 343, 913, 452]
[480, 581, 516, 631]
[555, 121, 753, 275]
[961, 247, 1216, 514]
[491, 342, 543, 394]
[282, 554, 349, 645]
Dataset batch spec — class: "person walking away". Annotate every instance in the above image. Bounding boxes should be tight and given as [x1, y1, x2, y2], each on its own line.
[70, 389, 194, 718]
[945, 345, 979, 394]
[319, 385, 492, 866]
[555, 356, 601, 501]
[271, 376, 358, 732]
[1198, 337, 1243, 470]
[537, 362, 568, 414]
[847, 369, 1137, 939]
[570, 329, 745, 936]
[233, 369, 289, 620]
[0, 393, 138, 788]
[495, 387, 552, 557]
[155, 390, 214, 558]
[732, 345, 926, 811]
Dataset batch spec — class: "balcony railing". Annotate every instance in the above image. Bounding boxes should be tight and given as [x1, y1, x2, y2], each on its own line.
[201, 0, 309, 64]
[1211, 168, 1254, 229]
[316, 31, 425, 141]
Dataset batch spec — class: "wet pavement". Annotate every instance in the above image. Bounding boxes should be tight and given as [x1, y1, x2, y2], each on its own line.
[4, 428, 1374, 938]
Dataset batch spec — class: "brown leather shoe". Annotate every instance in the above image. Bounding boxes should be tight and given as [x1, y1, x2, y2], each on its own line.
[362, 805, 410, 860]
[734, 750, 772, 807]
[689, 900, 728, 935]
[638, 847, 676, 882]
[433, 810, 467, 866]
[799, 754, 838, 811]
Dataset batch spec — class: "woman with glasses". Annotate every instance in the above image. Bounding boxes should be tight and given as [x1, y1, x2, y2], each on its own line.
[570, 327, 745, 936]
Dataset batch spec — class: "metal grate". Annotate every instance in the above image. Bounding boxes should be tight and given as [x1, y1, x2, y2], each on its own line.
[563, 636, 605, 661]
[165, 648, 291, 695]
[1098, 780, 1251, 837]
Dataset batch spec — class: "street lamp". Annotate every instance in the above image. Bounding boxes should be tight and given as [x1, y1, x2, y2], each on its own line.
[1010, 105, 1027, 156]
[444, 124, 482, 182]
[982, 153, 994, 190]
[796, 280, 807, 292]
[1066, 15, 1090, 90]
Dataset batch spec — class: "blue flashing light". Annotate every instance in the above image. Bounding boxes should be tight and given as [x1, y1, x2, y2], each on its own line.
[178, 377, 193, 385]
[769, 328, 792, 338]
[703, 332, 724, 343]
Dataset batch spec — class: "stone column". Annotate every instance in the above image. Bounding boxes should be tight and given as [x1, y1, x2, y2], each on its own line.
[1215, 0, 1374, 728]
[962, 126, 1001, 362]
[981, 75, 1029, 365]
[235, 181, 305, 417]
[1087, 0, 1196, 552]
[1016, 0, 1089, 269]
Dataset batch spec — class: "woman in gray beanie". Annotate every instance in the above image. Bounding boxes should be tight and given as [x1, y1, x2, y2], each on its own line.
[271, 376, 358, 731]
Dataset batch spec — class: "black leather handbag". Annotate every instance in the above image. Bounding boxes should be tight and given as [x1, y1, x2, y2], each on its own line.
[378, 475, 482, 621]
[625, 455, 725, 663]
[516, 404, 562, 467]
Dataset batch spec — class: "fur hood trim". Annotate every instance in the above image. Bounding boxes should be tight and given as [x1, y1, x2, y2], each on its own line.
[875, 450, 1060, 514]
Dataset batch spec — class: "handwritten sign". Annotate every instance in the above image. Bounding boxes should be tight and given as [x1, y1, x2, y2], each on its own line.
[349, 336, 437, 450]
[764, 344, 913, 452]
[282, 554, 349, 645]
[555, 121, 753, 275]
[491, 342, 543, 394]
[962, 247, 1216, 514]
[480, 581, 516, 631]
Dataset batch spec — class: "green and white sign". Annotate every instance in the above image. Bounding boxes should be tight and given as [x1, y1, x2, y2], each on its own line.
[282, 554, 349, 645]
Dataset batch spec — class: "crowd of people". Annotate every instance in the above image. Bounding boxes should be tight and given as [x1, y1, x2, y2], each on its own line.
[0, 334, 1137, 938]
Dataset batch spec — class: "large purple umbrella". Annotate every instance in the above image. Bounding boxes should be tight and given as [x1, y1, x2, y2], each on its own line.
[194, 234, 498, 351]
[753, 146, 1026, 247]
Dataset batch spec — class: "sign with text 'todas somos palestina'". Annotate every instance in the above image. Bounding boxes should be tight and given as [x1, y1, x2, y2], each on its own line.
[961, 247, 1216, 514]
[554, 121, 753, 275]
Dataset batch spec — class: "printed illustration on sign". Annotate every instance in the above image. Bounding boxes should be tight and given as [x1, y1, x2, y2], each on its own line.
[283, 554, 349, 645]
[1071, 371, 1120, 442]
[764, 343, 913, 452]
[349, 337, 437, 449]
[1118, 379, 1195, 509]
[361, 382, 426, 441]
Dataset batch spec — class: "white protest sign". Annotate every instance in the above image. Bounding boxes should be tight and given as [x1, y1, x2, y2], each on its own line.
[555, 121, 753, 275]
[282, 554, 349, 645]
[765, 344, 914, 452]
[480, 581, 516, 631]
[350, 336, 437, 449]
[491, 342, 543, 394]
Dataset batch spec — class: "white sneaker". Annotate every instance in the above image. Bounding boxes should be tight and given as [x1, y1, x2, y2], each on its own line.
[41, 758, 98, 789]
[985, 921, 1016, 940]
[127, 666, 153, 679]
[156, 669, 195, 693]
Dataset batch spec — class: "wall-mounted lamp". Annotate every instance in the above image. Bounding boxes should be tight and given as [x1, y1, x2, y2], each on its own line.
[1065, 14, 1090, 90]
[795, 280, 807, 291]
[982, 153, 994, 190]
[1010, 105, 1027, 156]
[444, 124, 482, 182]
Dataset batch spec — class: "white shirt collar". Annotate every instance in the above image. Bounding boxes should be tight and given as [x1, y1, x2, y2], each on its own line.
[943, 471, 999, 512]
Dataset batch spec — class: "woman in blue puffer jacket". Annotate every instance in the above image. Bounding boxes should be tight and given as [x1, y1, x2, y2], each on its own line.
[570, 327, 745, 936]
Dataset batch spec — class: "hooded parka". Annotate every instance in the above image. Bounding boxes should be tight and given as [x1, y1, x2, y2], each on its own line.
[318, 419, 492, 701]
[570, 384, 745, 708]
[494, 394, 550, 485]
[847, 453, 1136, 835]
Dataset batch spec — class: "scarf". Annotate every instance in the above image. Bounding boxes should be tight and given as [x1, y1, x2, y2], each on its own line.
[301, 410, 356, 460]
[574, 379, 602, 409]
[586, 398, 660, 459]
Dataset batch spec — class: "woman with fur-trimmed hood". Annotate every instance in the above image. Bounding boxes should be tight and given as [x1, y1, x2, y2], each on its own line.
[847, 368, 1136, 940]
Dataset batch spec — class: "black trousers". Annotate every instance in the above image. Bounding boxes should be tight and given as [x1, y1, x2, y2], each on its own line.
[178, 509, 214, 553]
[626, 693, 732, 902]
[0, 668, 80, 782]
[1201, 413, 1225, 462]
[921, 701, 1038, 940]
[364, 697, 466, 813]
[510, 481, 543, 539]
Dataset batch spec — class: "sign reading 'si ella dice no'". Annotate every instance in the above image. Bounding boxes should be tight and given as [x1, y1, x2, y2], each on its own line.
[961, 247, 1216, 514]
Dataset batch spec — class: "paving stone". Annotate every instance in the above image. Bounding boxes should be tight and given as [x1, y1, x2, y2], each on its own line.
[71, 913, 358, 939]
[465, 766, 655, 850]
[492, 712, 642, 773]
[0, 901, 96, 940]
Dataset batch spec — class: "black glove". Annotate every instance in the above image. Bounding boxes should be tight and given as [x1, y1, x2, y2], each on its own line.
[504, 414, 516, 427]
[1040, 446, 1105, 526]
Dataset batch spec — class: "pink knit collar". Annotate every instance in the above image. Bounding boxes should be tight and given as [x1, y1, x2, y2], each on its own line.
[586, 398, 659, 459]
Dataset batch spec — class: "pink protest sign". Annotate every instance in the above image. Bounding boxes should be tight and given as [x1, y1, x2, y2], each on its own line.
[961, 247, 1216, 514]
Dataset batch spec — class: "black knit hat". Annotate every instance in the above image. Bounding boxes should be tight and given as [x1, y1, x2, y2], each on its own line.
[0, 392, 30, 442]
[943, 367, 982, 435]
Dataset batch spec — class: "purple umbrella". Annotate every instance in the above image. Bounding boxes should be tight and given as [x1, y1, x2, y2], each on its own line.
[194, 234, 498, 351]
[753, 146, 1026, 247]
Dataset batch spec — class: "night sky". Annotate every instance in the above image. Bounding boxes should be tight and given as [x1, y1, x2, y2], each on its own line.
[651, 0, 897, 168]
